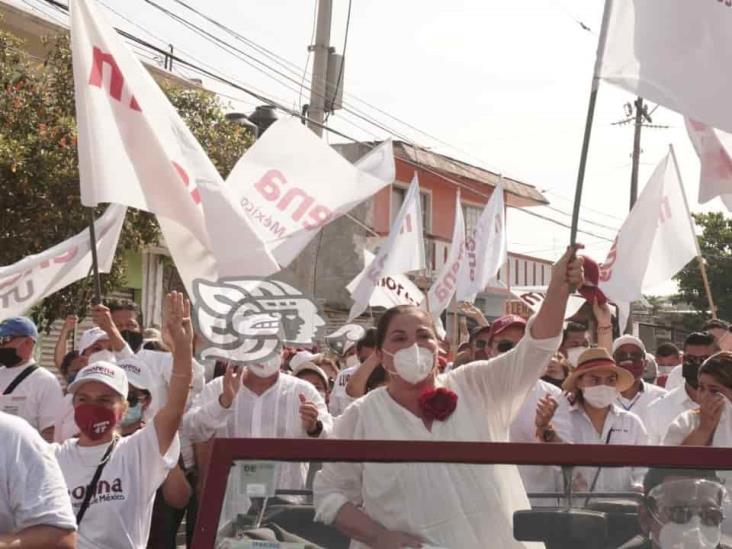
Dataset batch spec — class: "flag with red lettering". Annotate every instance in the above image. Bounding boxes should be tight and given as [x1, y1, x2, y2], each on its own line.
[226, 120, 395, 268]
[598, 0, 732, 134]
[70, 0, 277, 291]
[455, 178, 506, 303]
[346, 250, 424, 309]
[347, 175, 425, 320]
[599, 151, 698, 308]
[427, 194, 466, 320]
[685, 119, 732, 211]
[0, 205, 126, 321]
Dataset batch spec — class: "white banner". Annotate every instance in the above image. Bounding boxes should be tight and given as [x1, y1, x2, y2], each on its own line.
[0, 205, 126, 321]
[71, 0, 277, 292]
[599, 0, 732, 133]
[346, 250, 424, 309]
[348, 175, 425, 320]
[510, 286, 586, 320]
[226, 121, 395, 268]
[599, 151, 698, 305]
[685, 119, 732, 211]
[428, 195, 466, 320]
[456, 179, 506, 302]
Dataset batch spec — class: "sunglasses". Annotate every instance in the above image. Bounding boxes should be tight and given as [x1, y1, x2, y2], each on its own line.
[684, 356, 710, 367]
[496, 340, 515, 353]
[613, 351, 644, 363]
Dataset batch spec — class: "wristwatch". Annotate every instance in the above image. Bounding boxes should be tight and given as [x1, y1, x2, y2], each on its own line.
[540, 425, 557, 443]
[307, 420, 323, 438]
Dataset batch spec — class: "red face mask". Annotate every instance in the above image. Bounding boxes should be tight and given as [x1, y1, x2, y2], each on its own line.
[74, 404, 119, 441]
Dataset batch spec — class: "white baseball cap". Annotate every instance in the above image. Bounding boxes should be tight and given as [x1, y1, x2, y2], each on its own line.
[292, 362, 330, 387]
[117, 357, 152, 391]
[78, 327, 109, 356]
[612, 335, 646, 354]
[68, 361, 129, 400]
[289, 350, 322, 371]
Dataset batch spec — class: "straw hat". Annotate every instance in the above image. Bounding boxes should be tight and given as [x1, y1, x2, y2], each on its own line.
[562, 347, 634, 393]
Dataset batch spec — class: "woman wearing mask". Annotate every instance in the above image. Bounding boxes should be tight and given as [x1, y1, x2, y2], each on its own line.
[535, 347, 648, 493]
[664, 351, 732, 447]
[51, 292, 192, 549]
[313, 246, 583, 549]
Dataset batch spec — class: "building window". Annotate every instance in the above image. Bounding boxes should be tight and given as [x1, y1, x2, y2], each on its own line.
[462, 204, 482, 237]
[391, 186, 431, 233]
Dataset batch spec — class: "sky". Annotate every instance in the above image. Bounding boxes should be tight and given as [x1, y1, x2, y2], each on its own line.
[18, 0, 730, 295]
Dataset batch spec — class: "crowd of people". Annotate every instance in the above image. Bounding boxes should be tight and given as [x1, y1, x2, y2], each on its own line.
[1, 249, 731, 548]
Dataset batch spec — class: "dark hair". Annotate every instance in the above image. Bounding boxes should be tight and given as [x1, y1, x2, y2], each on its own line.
[106, 299, 140, 315]
[643, 468, 719, 496]
[365, 365, 387, 392]
[562, 321, 588, 346]
[698, 351, 732, 389]
[375, 305, 435, 348]
[59, 350, 79, 375]
[357, 327, 378, 352]
[703, 319, 730, 332]
[655, 342, 680, 358]
[684, 331, 716, 350]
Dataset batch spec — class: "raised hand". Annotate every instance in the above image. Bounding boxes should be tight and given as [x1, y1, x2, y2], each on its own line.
[698, 392, 725, 435]
[550, 245, 585, 293]
[62, 314, 78, 332]
[535, 394, 559, 431]
[219, 363, 242, 409]
[298, 393, 320, 434]
[164, 291, 193, 354]
[91, 303, 115, 333]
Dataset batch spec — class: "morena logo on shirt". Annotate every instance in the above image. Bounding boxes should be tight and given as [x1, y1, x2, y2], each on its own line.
[69, 477, 125, 503]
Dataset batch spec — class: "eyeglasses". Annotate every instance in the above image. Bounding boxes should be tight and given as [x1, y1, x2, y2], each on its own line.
[654, 504, 724, 527]
[684, 355, 710, 367]
[613, 351, 644, 362]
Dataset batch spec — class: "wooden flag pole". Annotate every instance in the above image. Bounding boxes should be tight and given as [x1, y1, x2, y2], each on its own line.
[87, 209, 103, 304]
[697, 256, 718, 319]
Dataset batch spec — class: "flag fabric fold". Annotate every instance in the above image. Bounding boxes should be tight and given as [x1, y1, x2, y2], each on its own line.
[346, 250, 424, 309]
[685, 119, 732, 211]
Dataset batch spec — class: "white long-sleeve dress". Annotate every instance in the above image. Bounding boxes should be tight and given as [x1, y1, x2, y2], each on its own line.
[313, 316, 559, 549]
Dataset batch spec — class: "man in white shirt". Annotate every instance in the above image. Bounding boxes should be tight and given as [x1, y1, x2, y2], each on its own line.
[0, 317, 63, 442]
[611, 335, 666, 427]
[0, 411, 76, 548]
[654, 342, 682, 388]
[329, 328, 377, 416]
[644, 332, 716, 444]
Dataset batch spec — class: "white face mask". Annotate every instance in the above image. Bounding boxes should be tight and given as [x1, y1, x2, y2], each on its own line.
[87, 349, 117, 365]
[657, 515, 721, 549]
[659, 365, 678, 376]
[384, 343, 435, 385]
[566, 347, 586, 368]
[247, 353, 281, 378]
[345, 355, 360, 369]
[582, 385, 619, 409]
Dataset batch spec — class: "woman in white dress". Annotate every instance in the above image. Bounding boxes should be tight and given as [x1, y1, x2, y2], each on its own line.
[313, 247, 583, 549]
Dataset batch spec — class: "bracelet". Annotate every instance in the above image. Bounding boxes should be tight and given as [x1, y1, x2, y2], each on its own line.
[307, 420, 323, 438]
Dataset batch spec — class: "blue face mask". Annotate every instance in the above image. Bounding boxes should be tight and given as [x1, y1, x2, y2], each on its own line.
[121, 402, 143, 427]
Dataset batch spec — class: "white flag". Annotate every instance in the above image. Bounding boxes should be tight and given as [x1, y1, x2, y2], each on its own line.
[348, 175, 425, 320]
[226, 121, 395, 268]
[456, 179, 506, 302]
[71, 0, 277, 292]
[511, 286, 586, 320]
[346, 250, 424, 309]
[685, 119, 732, 211]
[599, 151, 698, 306]
[0, 206, 126, 321]
[427, 195, 466, 320]
[598, 0, 732, 133]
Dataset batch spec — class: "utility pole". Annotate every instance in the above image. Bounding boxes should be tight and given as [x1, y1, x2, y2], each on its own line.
[307, 0, 333, 137]
[629, 97, 648, 209]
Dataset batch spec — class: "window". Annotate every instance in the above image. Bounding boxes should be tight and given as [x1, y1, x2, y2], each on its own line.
[391, 186, 431, 233]
[462, 204, 482, 237]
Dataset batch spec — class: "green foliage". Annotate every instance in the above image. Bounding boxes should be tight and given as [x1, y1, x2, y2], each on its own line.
[0, 31, 253, 330]
[674, 212, 732, 322]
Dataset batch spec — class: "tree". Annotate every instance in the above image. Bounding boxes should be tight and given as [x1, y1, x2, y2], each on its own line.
[674, 212, 732, 322]
[0, 31, 254, 330]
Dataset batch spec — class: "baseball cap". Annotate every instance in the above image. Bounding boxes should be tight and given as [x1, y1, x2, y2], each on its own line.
[0, 316, 38, 340]
[578, 255, 608, 305]
[292, 361, 329, 387]
[486, 315, 527, 343]
[68, 361, 129, 400]
[117, 357, 152, 391]
[289, 350, 322, 371]
[78, 327, 110, 355]
[612, 335, 646, 355]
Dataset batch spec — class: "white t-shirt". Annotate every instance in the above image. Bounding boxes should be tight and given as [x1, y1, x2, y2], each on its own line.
[644, 385, 698, 445]
[52, 423, 180, 549]
[616, 380, 666, 428]
[665, 364, 684, 391]
[53, 393, 78, 443]
[0, 411, 76, 535]
[664, 398, 732, 447]
[329, 365, 358, 417]
[314, 315, 559, 549]
[0, 361, 63, 432]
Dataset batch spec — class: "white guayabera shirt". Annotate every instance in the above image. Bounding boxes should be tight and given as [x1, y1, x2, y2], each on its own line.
[314, 316, 559, 549]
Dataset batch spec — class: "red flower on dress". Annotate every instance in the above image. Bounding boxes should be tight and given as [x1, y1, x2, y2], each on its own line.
[418, 387, 458, 421]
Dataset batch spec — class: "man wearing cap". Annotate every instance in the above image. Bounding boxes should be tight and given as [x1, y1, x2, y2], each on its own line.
[471, 314, 527, 361]
[330, 328, 377, 417]
[612, 335, 666, 427]
[644, 332, 717, 445]
[292, 360, 331, 406]
[536, 347, 648, 492]
[0, 316, 63, 442]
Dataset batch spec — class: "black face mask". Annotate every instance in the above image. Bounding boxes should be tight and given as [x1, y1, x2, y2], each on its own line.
[541, 375, 564, 389]
[682, 357, 706, 389]
[0, 347, 23, 367]
[120, 330, 144, 353]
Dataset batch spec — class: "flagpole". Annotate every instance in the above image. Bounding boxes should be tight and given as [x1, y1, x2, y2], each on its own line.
[570, 0, 614, 245]
[669, 145, 718, 319]
[87, 209, 103, 304]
